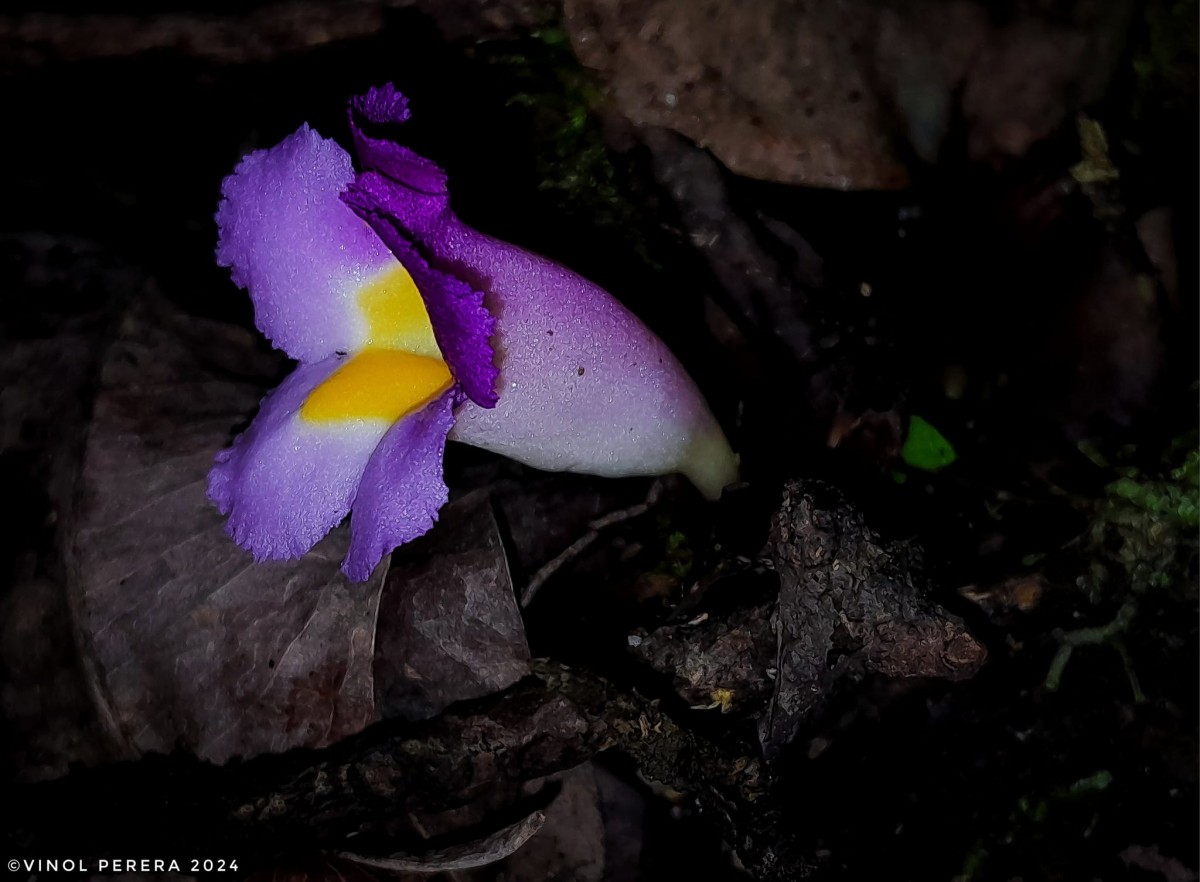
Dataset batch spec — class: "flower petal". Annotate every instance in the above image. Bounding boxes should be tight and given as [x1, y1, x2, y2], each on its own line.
[343, 389, 456, 581]
[215, 124, 395, 362]
[208, 358, 395, 561]
[343, 171, 499, 408]
[347, 84, 449, 196]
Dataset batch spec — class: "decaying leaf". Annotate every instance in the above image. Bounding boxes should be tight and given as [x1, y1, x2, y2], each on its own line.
[65, 298, 386, 763]
[374, 489, 530, 722]
[0, 234, 132, 781]
[761, 480, 987, 755]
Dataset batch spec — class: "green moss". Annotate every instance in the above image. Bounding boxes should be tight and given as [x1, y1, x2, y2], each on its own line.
[1045, 432, 1197, 698]
[660, 530, 695, 582]
[1087, 432, 1199, 601]
[477, 25, 659, 267]
[642, 519, 695, 586]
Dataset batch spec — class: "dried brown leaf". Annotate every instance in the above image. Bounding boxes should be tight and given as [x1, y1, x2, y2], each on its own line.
[374, 489, 529, 722]
[66, 299, 385, 764]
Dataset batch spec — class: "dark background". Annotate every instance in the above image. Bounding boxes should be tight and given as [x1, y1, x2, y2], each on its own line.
[2, 1, 1196, 880]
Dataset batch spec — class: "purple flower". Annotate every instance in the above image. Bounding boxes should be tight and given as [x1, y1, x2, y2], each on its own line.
[209, 85, 737, 581]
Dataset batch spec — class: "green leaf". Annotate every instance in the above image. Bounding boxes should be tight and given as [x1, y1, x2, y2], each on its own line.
[901, 415, 958, 471]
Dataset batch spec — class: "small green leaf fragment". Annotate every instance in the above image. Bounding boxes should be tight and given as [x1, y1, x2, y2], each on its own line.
[901, 415, 958, 471]
[1067, 769, 1113, 796]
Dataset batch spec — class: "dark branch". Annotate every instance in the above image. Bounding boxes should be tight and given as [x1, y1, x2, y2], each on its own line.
[6, 660, 764, 870]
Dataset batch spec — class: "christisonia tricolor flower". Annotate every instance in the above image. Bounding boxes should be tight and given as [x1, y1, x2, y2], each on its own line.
[209, 85, 738, 580]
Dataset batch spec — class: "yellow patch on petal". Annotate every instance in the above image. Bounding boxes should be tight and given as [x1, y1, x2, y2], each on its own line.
[359, 264, 441, 357]
[301, 350, 452, 424]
